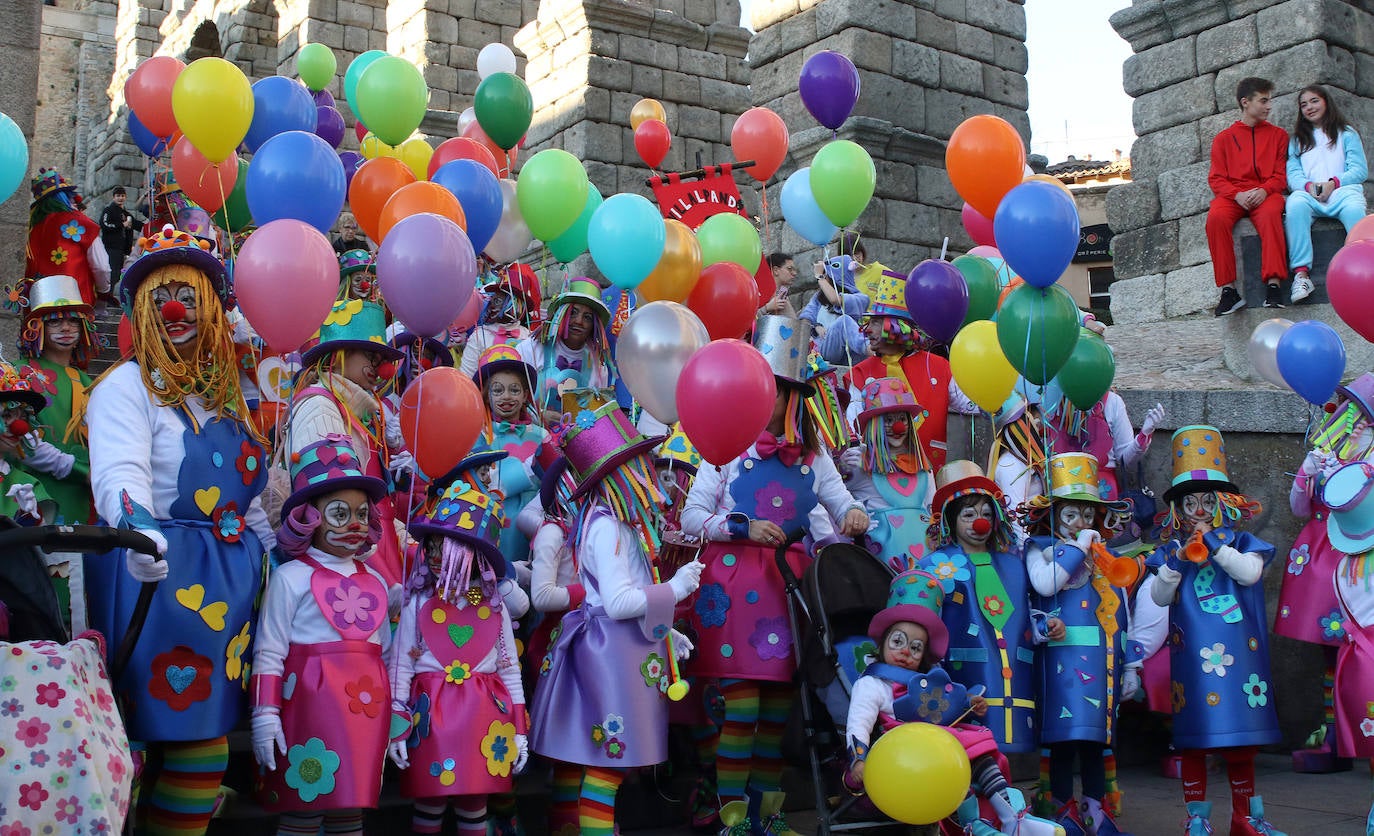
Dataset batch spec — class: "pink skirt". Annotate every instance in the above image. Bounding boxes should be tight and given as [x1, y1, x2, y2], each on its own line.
[1275, 513, 1345, 646]
[401, 669, 517, 798]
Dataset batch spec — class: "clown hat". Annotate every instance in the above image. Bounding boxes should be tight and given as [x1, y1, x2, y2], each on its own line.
[0, 361, 47, 411]
[1046, 451, 1129, 510]
[338, 248, 374, 276]
[300, 299, 404, 367]
[389, 330, 453, 369]
[930, 459, 1002, 518]
[1322, 461, 1374, 553]
[561, 403, 664, 500]
[473, 343, 537, 390]
[862, 270, 915, 323]
[409, 473, 508, 567]
[857, 376, 928, 431]
[548, 278, 611, 325]
[26, 275, 92, 322]
[427, 450, 510, 502]
[280, 434, 386, 519]
[119, 225, 228, 313]
[30, 168, 79, 206]
[1163, 425, 1239, 503]
[867, 568, 949, 660]
[1334, 373, 1374, 423]
[753, 315, 813, 393]
[538, 456, 573, 514]
[654, 423, 702, 474]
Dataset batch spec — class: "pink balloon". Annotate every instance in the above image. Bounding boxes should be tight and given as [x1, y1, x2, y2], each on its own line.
[450, 288, 482, 332]
[1346, 215, 1374, 246]
[675, 339, 777, 466]
[378, 212, 478, 337]
[968, 245, 1001, 260]
[1328, 240, 1374, 342]
[234, 219, 339, 351]
[961, 202, 996, 247]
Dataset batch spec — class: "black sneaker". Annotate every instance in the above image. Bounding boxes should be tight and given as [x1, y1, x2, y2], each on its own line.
[1263, 283, 1285, 308]
[1214, 285, 1245, 316]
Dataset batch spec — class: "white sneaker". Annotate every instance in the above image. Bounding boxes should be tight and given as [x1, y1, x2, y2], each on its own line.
[1292, 272, 1315, 304]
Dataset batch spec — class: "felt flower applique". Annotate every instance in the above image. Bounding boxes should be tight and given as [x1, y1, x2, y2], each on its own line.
[212, 502, 244, 543]
[753, 481, 797, 527]
[430, 757, 458, 786]
[50, 248, 68, 265]
[1243, 674, 1269, 708]
[640, 653, 666, 688]
[694, 584, 730, 628]
[345, 675, 386, 718]
[323, 298, 364, 327]
[60, 220, 85, 242]
[225, 622, 251, 681]
[444, 661, 471, 685]
[481, 720, 518, 777]
[1321, 610, 1346, 641]
[1199, 643, 1233, 677]
[284, 738, 339, 802]
[1287, 544, 1310, 576]
[750, 616, 792, 661]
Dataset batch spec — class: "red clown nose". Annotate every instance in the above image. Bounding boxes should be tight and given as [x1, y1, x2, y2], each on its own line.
[160, 300, 187, 321]
[891, 419, 908, 435]
[375, 361, 398, 380]
[971, 518, 992, 536]
[7, 418, 30, 437]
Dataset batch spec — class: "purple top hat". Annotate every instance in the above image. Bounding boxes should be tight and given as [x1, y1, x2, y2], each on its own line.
[1336, 372, 1374, 423]
[280, 434, 387, 519]
[561, 403, 665, 501]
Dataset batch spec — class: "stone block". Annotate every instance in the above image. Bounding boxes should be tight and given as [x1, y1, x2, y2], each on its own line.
[679, 103, 723, 142]
[914, 8, 956, 52]
[917, 164, 962, 211]
[683, 0, 716, 26]
[335, 0, 372, 28]
[583, 86, 612, 122]
[886, 199, 939, 245]
[1257, 0, 1364, 54]
[459, 17, 501, 49]
[679, 46, 725, 79]
[1214, 41, 1354, 112]
[1178, 212, 1210, 268]
[860, 75, 926, 134]
[749, 49, 804, 104]
[780, 7, 817, 54]
[1127, 122, 1202, 182]
[1121, 35, 1196, 98]
[1164, 262, 1218, 318]
[1158, 161, 1212, 221]
[587, 55, 631, 91]
[940, 52, 984, 95]
[953, 21, 994, 63]
[990, 31, 1027, 74]
[484, 2, 525, 27]
[1195, 16, 1257, 75]
[983, 64, 1027, 109]
[1113, 220, 1179, 279]
[630, 63, 664, 98]
[1133, 75, 1216, 136]
[968, 0, 1024, 39]
[935, 0, 966, 21]
[423, 40, 450, 66]
[1105, 181, 1160, 241]
[815, 0, 916, 40]
[814, 28, 893, 75]
[342, 24, 367, 52]
[894, 40, 940, 87]
[749, 23, 783, 66]
[1107, 273, 1166, 325]
[1355, 53, 1374, 99]
[872, 158, 917, 200]
[425, 63, 458, 94]
[700, 76, 748, 113]
[425, 11, 458, 44]
[661, 69, 702, 102]
[621, 33, 677, 70]
[924, 88, 985, 139]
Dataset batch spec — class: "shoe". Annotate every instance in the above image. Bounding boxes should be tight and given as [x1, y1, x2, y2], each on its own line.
[1082, 797, 1131, 836]
[1290, 722, 1353, 773]
[755, 791, 803, 836]
[1214, 285, 1245, 317]
[1185, 801, 1214, 835]
[1262, 283, 1284, 308]
[989, 789, 1065, 836]
[1053, 800, 1088, 836]
[1229, 796, 1286, 836]
[1291, 271, 1314, 304]
[688, 773, 721, 830]
[718, 800, 752, 836]
[956, 793, 1009, 835]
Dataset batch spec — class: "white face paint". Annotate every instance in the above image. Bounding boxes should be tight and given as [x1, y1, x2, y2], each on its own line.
[955, 498, 993, 548]
[311, 488, 371, 557]
[1181, 492, 1218, 525]
[44, 316, 81, 349]
[1056, 502, 1097, 540]
[487, 371, 527, 422]
[882, 620, 928, 671]
[151, 283, 199, 346]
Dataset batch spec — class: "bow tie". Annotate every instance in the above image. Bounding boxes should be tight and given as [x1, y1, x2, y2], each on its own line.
[555, 355, 583, 372]
[755, 433, 804, 467]
[493, 421, 528, 436]
[492, 326, 521, 342]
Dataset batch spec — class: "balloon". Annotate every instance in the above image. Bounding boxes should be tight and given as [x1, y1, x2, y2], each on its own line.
[630, 98, 666, 130]
[998, 276, 1024, 309]
[244, 75, 317, 154]
[172, 57, 254, 163]
[993, 180, 1080, 288]
[457, 107, 477, 135]
[516, 149, 589, 242]
[378, 213, 479, 337]
[234, 219, 339, 351]
[953, 255, 1000, 326]
[359, 133, 396, 160]
[428, 136, 499, 179]
[314, 105, 345, 149]
[127, 110, 176, 157]
[676, 340, 777, 465]
[211, 158, 253, 233]
[696, 212, 762, 274]
[431, 159, 503, 254]
[634, 119, 671, 169]
[687, 262, 758, 340]
[398, 136, 433, 180]
[463, 120, 517, 174]
[354, 119, 369, 144]
[1024, 172, 1073, 197]
[638, 219, 702, 303]
[589, 193, 666, 289]
[1055, 328, 1116, 410]
[905, 259, 969, 345]
[246, 130, 347, 234]
[343, 49, 387, 114]
[451, 288, 482, 332]
[117, 314, 134, 357]
[1327, 240, 1374, 341]
[355, 55, 428, 146]
[378, 181, 466, 243]
[0, 112, 28, 203]
[547, 185, 603, 264]
[1278, 320, 1347, 405]
[399, 367, 485, 480]
[809, 140, 876, 228]
[731, 107, 789, 182]
[864, 724, 970, 824]
[1246, 318, 1294, 388]
[949, 321, 1018, 413]
[338, 150, 364, 193]
[995, 283, 1081, 385]
[297, 43, 337, 92]
[349, 157, 416, 242]
[1346, 215, 1374, 245]
[477, 43, 517, 79]
[171, 140, 238, 213]
[946, 114, 1026, 218]
[486, 178, 532, 264]
[799, 50, 861, 130]
[313, 89, 335, 108]
[474, 72, 532, 151]
[124, 55, 185, 139]
[616, 301, 710, 424]
[780, 168, 837, 246]
[961, 203, 996, 247]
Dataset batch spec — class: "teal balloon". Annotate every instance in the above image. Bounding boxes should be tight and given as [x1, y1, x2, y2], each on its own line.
[809, 139, 875, 227]
[355, 56, 428, 146]
[953, 255, 1000, 326]
[995, 283, 1081, 385]
[1054, 328, 1115, 409]
[0, 112, 28, 204]
[589, 193, 665, 289]
[343, 50, 386, 116]
[548, 185, 603, 263]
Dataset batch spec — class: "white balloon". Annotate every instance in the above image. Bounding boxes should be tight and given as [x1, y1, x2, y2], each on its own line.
[485, 178, 532, 264]
[1247, 318, 1294, 388]
[458, 107, 477, 135]
[616, 302, 710, 424]
[477, 44, 517, 80]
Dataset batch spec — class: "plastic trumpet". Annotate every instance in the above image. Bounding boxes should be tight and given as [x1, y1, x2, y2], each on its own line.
[1091, 540, 1140, 587]
[1181, 530, 1209, 564]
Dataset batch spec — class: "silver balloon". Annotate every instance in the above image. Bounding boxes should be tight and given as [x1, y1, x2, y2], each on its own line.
[616, 301, 710, 424]
[484, 178, 532, 264]
[1247, 318, 1294, 387]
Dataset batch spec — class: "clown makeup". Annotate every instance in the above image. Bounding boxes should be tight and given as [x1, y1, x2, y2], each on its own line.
[881, 621, 928, 671]
[43, 316, 81, 350]
[954, 497, 995, 552]
[1181, 491, 1218, 526]
[0, 403, 33, 442]
[883, 412, 913, 451]
[561, 303, 596, 351]
[483, 289, 519, 325]
[348, 269, 377, 301]
[341, 348, 384, 392]
[1055, 501, 1097, 541]
[475, 462, 502, 497]
[423, 534, 445, 575]
[150, 282, 199, 348]
[486, 370, 528, 422]
[311, 488, 371, 557]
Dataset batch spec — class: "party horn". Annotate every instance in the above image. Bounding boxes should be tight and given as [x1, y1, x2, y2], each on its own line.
[648, 553, 692, 702]
[1181, 530, 1209, 564]
[1092, 540, 1140, 588]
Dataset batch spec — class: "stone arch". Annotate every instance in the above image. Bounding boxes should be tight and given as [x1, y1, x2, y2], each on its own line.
[186, 21, 221, 62]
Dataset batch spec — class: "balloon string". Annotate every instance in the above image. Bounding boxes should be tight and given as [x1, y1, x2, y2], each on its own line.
[940, 237, 949, 261]
[760, 183, 773, 254]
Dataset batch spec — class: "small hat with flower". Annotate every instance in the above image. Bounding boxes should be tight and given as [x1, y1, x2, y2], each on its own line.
[0, 360, 48, 412]
[280, 434, 387, 519]
[857, 376, 928, 431]
[867, 568, 949, 659]
[338, 248, 374, 277]
[409, 468, 508, 567]
[30, 168, 79, 207]
[561, 403, 665, 501]
[299, 299, 404, 367]
[119, 224, 228, 314]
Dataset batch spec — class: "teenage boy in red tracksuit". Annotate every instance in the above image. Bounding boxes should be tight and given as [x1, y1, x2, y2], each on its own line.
[1206, 76, 1290, 317]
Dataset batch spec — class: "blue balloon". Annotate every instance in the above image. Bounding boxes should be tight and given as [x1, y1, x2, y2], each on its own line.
[588, 193, 665, 289]
[781, 167, 837, 247]
[432, 159, 502, 254]
[1277, 320, 1346, 405]
[993, 181, 1080, 289]
[127, 110, 173, 157]
[0, 112, 29, 202]
[244, 76, 318, 154]
[245, 130, 346, 234]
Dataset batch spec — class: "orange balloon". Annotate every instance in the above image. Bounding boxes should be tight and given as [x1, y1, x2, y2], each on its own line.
[638, 219, 702, 303]
[998, 276, 1024, 308]
[399, 366, 486, 480]
[463, 121, 518, 176]
[631, 98, 666, 130]
[1024, 172, 1073, 198]
[349, 157, 416, 242]
[946, 115, 1026, 219]
[731, 107, 789, 182]
[377, 181, 467, 243]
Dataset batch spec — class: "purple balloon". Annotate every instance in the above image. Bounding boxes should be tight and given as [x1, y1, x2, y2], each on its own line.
[315, 105, 345, 149]
[312, 89, 335, 108]
[905, 259, 970, 345]
[378, 213, 478, 337]
[799, 51, 861, 130]
[338, 150, 364, 192]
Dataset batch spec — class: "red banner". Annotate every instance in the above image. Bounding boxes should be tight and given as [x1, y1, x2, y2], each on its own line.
[649, 164, 750, 230]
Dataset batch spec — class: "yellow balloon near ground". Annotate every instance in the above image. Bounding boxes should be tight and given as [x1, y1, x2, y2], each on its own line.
[950, 319, 1018, 413]
[172, 57, 254, 163]
[863, 723, 971, 825]
[631, 98, 666, 130]
[399, 136, 433, 180]
[360, 133, 397, 160]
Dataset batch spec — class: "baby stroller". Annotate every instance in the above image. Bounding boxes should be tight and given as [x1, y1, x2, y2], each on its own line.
[0, 521, 161, 834]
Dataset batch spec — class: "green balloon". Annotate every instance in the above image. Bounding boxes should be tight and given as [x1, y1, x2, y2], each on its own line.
[547, 184, 603, 263]
[212, 158, 252, 233]
[995, 283, 1081, 385]
[298, 43, 337, 93]
[1055, 328, 1116, 410]
[953, 255, 1000, 326]
[517, 149, 589, 242]
[809, 139, 876, 228]
[343, 50, 386, 115]
[697, 212, 762, 273]
[474, 72, 532, 152]
[355, 55, 428, 146]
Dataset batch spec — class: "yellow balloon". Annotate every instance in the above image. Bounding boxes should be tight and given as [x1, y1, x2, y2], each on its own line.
[399, 137, 433, 180]
[360, 133, 397, 160]
[630, 98, 666, 130]
[864, 723, 971, 825]
[637, 219, 702, 303]
[1023, 172, 1074, 198]
[171, 57, 254, 163]
[950, 320, 1018, 413]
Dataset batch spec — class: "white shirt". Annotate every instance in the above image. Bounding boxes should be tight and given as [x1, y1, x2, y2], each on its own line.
[530, 521, 577, 614]
[1300, 135, 1345, 183]
[460, 323, 530, 377]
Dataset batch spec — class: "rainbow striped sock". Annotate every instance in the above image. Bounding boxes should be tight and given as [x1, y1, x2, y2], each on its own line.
[717, 678, 761, 805]
[578, 766, 623, 836]
[452, 795, 488, 834]
[144, 737, 229, 836]
[411, 798, 447, 834]
[550, 763, 583, 835]
[1325, 660, 1337, 728]
[322, 809, 363, 835]
[276, 812, 323, 836]
[751, 683, 792, 792]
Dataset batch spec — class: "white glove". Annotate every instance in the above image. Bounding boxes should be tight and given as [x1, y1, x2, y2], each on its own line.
[389, 450, 415, 479]
[251, 710, 286, 769]
[1301, 450, 1334, 477]
[1140, 403, 1165, 437]
[384, 407, 405, 449]
[838, 445, 864, 476]
[387, 739, 410, 769]
[513, 559, 533, 587]
[1121, 667, 1142, 701]
[7, 483, 38, 519]
[22, 436, 76, 479]
[124, 528, 169, 583]
[669, 627, 694, 661]
[1074, 528, 1101, 552]
[667, 559, 704, 602]
[514, 733, 529, 773]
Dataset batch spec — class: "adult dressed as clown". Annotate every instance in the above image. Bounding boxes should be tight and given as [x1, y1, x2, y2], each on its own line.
[460, 263, 541, 377]
[517, 278, 616, 425]
[25, 168, 111, 306]
[85, 226, 274, 836]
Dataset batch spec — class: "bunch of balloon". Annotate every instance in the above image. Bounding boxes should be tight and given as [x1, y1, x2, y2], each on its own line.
[546, 186, 603, 264]
[631, 98, 672, 170]
[945, 115, 1025, 220]
[616, 302, 710, 425]
[379, 213, 479, 339]
[952, 254, 1000, 326]
[516, 149, 590, 244]
[588, 193, 666, 290]
[1277, 320, 1347, 405]
[349, 157, 416, 242]
[377, 181, 465, 242]
[431, 159, 503, 254]
[638, 220, 702, 303]
[1052, 328, 1117, 410]
[677, 339, 778, 466]
[399, 366, 486, 481]
[245, 130, 347, 235]
[233, 219, 340, 354]
[124, 55, 187, 154]
[487, 178, 533, 265]
[905, 259, 969, 346]
[1247, 318, 1295, 388]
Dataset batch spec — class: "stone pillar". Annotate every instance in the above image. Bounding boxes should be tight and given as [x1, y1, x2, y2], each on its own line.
[0, 0, 43, 304]
[37, 4, 118, 197]
[746, 0, 1029, 270]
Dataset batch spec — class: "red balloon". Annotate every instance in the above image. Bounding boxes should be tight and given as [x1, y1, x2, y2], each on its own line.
[687, 262, 759, 340]
[428, 136, 500, 179]
[125, 56, 186, 140]
[355, 120, 368, 143]
[634, 119, 671, 169]
[399, 367, 486, 479]
[171, 140, 238, 212]
[463, 121, 519, 175]
[961, 202, 996, 247]
[1346, 215, 1374, 246]
[731, 107, 789, 182]
[677, 340, 777, 466]
[1328, 240, 1374, 342]
[753, 259, 776, 307]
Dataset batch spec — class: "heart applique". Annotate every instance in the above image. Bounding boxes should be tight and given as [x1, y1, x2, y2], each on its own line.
[199, 601, 228, 631]
[282, 672, 297, 700]
[175, 585, 206, 612]
[166, 665, 197, 695]
[790, 347, 800, 358]
[448, 624, 474, 648]
[889, 514, 905, 528]
[502, 440, 538, 462]
[194, 487, 221, 516]
[758, 341, 776, 353]
[778, 325, 794, 339]
[887, 474, 919, 498]
[667, 435, 689, 453]
[457, 511, 476, 530]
